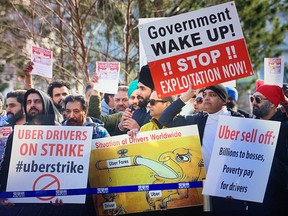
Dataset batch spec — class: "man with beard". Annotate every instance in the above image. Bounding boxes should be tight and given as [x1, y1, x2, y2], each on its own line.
[5, 90, 26, 126]
[47, 80, 71, 115]
[24, 88, 63, 125]
[118, 65, 154, 131]
[23, 61, 70, 117]
[0, 88, 63, 214]
[62, 94, 109, 139]
[0, 90, 26, 211]
[88, 65, 154, 135]
[248, 84, 288, 215]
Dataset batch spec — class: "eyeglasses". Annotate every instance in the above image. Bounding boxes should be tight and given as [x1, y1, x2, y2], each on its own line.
[148, 99, 168, 106]
[250, 96, 268, 104]
[195, 97, 203, 104]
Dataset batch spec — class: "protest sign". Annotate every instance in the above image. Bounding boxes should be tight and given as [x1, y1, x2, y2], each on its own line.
[202, 116, 280, 203]
[139, 18, 165, 68]
[6, 125, 92, 203]
[31, 46, 53, 78]
[0, 126, 13, 162]
[264, 57, 285, 87]
[94, 61, 121, 94]
[139, 1, 253, 98]
[89, 125, 206, 215]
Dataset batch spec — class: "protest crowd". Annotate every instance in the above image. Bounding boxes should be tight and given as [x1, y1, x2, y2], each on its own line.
[1, 2, 288, 216]
[0, 60, 287, 216]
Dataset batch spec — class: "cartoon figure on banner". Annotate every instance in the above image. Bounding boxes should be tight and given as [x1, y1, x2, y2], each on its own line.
[146, 148, 204, 210]
[102, 193, 126, 215]
[95, 147, 204, 211]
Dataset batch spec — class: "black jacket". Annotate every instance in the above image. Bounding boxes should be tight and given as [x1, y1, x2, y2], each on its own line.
[158, 98, 244, 144]
[247, 109, 288, 215]
[132, 107, 151, 128]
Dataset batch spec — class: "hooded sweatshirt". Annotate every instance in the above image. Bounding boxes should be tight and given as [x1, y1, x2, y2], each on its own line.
[24, 88, 63, 125]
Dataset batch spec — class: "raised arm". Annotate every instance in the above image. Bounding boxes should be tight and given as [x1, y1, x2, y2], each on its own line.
[23, 61, 34, 90]
[159, 84, 196, 127]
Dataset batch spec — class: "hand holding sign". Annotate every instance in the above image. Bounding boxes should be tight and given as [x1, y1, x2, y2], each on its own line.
[0, 198, 15, 207]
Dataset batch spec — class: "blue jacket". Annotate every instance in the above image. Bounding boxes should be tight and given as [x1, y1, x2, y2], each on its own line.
[132, 107, 151, 128]
[62, 117, 110, 139]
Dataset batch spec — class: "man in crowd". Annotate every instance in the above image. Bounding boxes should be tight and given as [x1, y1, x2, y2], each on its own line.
[248, 84, 288, 215]
[0, 88, 63, 213]
[62, 94, 109, 139]
[113, 85, 129, 113]
[118, 65, 154, 132]
[192, 88, 205, 114]
[127, 79, 139, 111]
[87, 77, 123, 136]
[47, 80, 71, 113]
[159, 83, 244, 169]
[158, 83, 246, 215]
[62, 94, 109, 215]
[128, 91, 173, 136]
[5, 90, 26, 126]
[24, 88, 62, 125]
[140, 91, 173, 131]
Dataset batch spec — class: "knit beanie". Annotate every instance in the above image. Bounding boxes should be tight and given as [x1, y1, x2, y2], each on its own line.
[255, 84, 286, 107]
[138, 65, 154, 90]
[128, 79, 138, 98]
[225, 86, 238, 101]
[204, 84, 228, 102]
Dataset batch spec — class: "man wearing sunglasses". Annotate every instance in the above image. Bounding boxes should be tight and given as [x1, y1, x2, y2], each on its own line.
[193, 88, 205, 114]
[128, 91, 173, 136]
[249, 84, 288, 215]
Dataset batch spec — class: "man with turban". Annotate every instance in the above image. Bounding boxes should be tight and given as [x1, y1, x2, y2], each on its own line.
[249, 84, 288, 215]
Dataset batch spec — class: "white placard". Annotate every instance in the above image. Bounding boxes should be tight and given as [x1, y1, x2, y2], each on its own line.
[6, 125, 93, 203]
[94, 61, 120, 94]
[202, 116, 280, 203]
[264, 57, 285, 87]
[31, 46, 53, 78]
